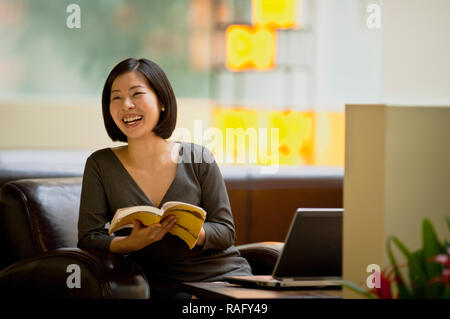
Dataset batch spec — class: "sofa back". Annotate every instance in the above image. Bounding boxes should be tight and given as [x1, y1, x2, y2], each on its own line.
[0, 178, 81, 269]
[223, 166, 343, 244]
[0, 150, 88, 187]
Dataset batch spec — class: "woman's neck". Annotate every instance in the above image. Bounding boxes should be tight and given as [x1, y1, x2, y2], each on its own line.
[124, 135, 171, 170]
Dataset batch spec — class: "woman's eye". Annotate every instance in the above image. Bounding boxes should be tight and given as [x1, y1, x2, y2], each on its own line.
[112, 96, 120, 101]
[133, 92, 143, 96]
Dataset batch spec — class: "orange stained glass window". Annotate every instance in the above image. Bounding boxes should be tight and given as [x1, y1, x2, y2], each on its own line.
[226, 25, 276, 71]
[252, 0, 299, 29]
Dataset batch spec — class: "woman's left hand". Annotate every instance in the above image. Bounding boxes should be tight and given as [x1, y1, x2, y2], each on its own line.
[195, 227, 206, 247]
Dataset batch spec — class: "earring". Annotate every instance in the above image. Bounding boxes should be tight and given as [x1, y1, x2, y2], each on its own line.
[161, 107, 165, 112]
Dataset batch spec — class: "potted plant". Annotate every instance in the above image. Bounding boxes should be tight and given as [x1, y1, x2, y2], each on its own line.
[344, 217, 450, 299]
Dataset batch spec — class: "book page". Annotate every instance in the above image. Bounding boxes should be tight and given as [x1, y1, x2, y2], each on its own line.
[109, 211, 163, 235]
[115, 205, 162, 222]
[161, 201, 207, 219]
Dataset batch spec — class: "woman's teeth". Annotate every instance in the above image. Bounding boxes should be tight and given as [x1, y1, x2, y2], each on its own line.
[123, 116, 143, 124]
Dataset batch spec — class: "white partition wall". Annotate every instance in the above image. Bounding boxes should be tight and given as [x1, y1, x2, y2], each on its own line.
[343, 104, 450, 298]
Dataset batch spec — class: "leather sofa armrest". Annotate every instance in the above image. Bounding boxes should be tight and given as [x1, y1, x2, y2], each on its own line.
[0, 248, 150, 299]
[236, 241, 284, 275]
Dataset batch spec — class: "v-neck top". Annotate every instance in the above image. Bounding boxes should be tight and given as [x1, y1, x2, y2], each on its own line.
[77, 142, 251, 285]
[108, 143, 181, 209]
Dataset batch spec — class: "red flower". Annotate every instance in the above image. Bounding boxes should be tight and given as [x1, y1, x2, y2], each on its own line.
[442, 269, 450, 285]
[430, 254, 450, 268]
[370, 269, 394, 299]
[428, 253, 450, 286]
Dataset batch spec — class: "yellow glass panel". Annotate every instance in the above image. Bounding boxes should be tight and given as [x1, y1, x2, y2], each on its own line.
[226, 25, 252, 70]
[252, 0, 299, 29]
[252, 28, 276, 70]
[264, 110, 315, 165]
[314, 111, 345, 166]
[212, 107, 259, 164]
[226, 25, 276, 71]
[211, 107, 345, 167]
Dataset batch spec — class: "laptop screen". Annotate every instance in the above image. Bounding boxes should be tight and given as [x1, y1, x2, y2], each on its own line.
[273, 208, 343, 279]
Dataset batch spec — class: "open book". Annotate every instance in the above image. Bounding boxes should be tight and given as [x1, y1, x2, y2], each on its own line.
[109, 201, 207, 249]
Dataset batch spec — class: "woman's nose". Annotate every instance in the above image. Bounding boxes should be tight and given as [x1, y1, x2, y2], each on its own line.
[122, 97, 135, 109]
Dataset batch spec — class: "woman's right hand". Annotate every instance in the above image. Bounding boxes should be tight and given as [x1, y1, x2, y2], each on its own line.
[128, 216, 178, 251]
[109, 215, 178, 254]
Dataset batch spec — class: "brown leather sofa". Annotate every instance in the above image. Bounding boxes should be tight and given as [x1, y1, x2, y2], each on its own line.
[0, 177, 282, 298]
[0, 178, 148, 298]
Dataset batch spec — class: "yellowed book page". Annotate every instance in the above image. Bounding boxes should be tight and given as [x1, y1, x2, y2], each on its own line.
[161, 201, 207, 219]
[115, 205, 161, 220]
[109, 212, 162, 235]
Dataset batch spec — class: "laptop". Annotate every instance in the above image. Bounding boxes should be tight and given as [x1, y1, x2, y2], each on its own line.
[225, 208, 343, 288]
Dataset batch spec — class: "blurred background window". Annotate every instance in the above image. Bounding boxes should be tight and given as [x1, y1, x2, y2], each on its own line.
[0, 0, 383, 168]
[0, 0, 209, 98]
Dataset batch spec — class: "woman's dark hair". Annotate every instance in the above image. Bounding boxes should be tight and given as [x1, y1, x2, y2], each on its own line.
[102, 58, 177, 142]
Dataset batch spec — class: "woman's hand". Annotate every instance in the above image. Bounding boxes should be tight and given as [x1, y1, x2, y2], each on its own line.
[110, 215, 178, 254]
[195, 227, 206, 247]
[129, 216, 178, 250]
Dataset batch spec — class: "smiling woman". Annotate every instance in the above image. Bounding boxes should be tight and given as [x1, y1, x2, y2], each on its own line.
[77, 58, 252, 299]
[101, 58, 177, 142]
[109, 72, 161, 140]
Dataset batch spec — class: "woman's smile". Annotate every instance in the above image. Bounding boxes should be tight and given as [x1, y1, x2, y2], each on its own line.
[122, 114, 144, 128]
[109, 71, 161, 139]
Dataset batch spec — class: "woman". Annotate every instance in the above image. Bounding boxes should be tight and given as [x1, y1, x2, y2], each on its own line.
[77, 58, 252, 298]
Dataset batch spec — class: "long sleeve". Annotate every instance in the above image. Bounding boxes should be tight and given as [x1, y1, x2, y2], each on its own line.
[77, 154, 114, 251]
[198, 147, 237, 251]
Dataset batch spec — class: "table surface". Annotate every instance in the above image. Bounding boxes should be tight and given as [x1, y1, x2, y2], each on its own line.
[181, 281, 342, 299]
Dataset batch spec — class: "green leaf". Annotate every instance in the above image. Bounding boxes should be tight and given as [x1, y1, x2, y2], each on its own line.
[426, 282, 444, 299]
[422, 219, 444, 279]
[446, 215, 450, 233]
[387, 236, 412, 298]
[408, 250, 427, 298]
[341, 280, 378, 299]
[442, 286, 450, 299]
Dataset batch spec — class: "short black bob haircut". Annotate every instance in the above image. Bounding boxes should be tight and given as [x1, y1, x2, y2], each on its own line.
[102, 58, 177, 142]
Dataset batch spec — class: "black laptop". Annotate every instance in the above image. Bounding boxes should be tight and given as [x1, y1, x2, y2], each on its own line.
[225, 208, 343, 288]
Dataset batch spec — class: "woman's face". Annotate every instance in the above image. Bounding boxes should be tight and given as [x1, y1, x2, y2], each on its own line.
[109, 71, 161, 141]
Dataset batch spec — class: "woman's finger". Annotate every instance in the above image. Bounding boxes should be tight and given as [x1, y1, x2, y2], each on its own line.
[154, 217, 178, 237]
[132, 219, 142, 231]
